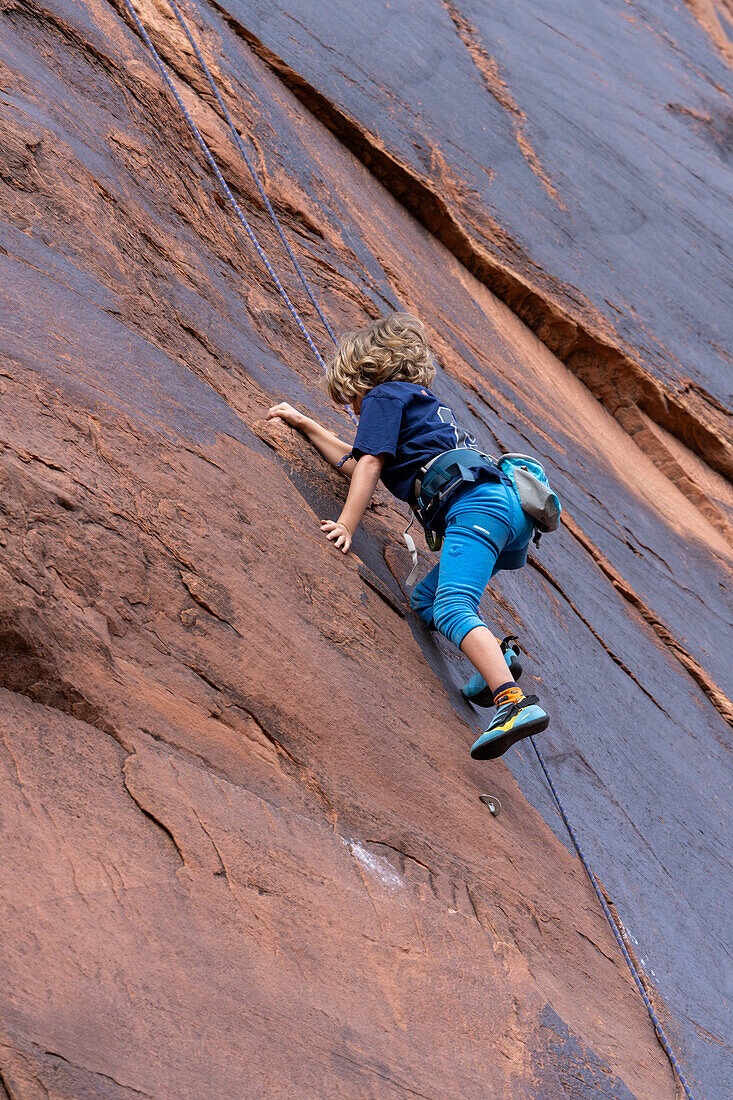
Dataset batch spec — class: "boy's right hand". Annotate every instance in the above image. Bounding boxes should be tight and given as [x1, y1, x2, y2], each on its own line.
[267, 402, 305, 429]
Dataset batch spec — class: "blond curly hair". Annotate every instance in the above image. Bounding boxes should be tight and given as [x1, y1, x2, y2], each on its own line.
[326, 313, 436, 404]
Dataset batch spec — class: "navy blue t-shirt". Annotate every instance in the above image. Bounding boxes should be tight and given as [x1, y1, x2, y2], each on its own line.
[351, 381, 480, 501]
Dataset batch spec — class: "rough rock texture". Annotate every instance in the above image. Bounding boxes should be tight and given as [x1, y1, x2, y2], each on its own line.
[0, 0, 730, 1097]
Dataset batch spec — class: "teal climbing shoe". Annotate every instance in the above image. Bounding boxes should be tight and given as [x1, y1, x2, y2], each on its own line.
[461, 638, 522, 707]
[470, 695, 549, 760]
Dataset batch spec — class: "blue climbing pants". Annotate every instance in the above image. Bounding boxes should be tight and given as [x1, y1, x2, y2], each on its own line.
[410, 479, 534, 648]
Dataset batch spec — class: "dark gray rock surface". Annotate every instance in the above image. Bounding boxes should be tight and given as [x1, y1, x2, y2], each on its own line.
[220, 0, 733, 478]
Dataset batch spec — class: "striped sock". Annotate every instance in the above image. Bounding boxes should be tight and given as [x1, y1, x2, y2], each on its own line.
[493, 682, 524, 709]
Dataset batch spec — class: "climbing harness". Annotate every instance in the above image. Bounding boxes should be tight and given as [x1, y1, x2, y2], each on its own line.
[120, 4, 697, 1093]
[403, 447, 507, 584]
[403, 448, 561, 583]
[120, 0, 358, 425]
[412, 447, 507, 533]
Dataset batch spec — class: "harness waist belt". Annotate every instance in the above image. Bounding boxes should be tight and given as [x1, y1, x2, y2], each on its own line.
[412, 448, 506, 533]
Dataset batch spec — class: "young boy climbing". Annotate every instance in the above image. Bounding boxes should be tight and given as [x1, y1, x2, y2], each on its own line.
[266, 312, 549, 759]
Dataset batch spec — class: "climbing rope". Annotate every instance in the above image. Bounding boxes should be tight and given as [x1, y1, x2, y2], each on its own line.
[530, 736, 697, 1100]
[164, 0, 339, 348]
[120, 2, 696, 1092]
[120, 0, 357, 425]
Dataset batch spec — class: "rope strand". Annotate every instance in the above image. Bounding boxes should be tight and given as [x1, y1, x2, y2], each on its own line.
[530, 736, 697, 1099]
[165, 0, 339, 347]
[121, 0, 357, 425]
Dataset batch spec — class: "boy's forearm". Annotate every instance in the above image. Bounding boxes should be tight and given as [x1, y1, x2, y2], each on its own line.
[300, 416, 355, 475]
[339, 456, 383, 533]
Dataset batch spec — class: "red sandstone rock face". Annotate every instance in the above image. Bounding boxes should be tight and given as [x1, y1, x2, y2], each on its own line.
[0, 1, 730, 1097]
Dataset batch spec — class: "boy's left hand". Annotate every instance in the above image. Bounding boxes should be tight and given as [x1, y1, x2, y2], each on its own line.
[321, 519, 352, 553]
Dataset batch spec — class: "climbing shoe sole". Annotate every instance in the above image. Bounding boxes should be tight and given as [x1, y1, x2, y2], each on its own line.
[470, 707, 549, 760]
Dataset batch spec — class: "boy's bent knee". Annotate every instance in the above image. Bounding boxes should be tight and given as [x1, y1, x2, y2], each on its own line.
[410, 582, 427, 607]
[410, 585, 431, 613]
[410, 582, 436, 628]
[432, 591, 484, 648]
